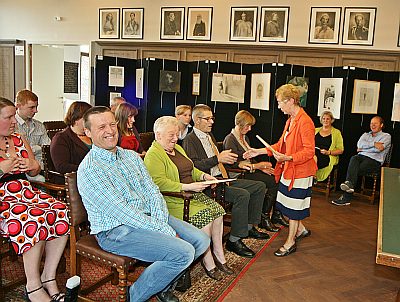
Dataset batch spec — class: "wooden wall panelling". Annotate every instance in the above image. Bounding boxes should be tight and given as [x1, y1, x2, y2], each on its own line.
[185, 50, 228, 62]
[141, 49, 181, 60]
[231, 51, 280, 64]
[103, 49, 138, 59]
[282, 51, 338, 67]
[340, 54, 398, 71]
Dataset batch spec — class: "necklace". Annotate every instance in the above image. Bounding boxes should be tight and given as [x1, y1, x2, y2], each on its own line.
[0, 137, 11, 158]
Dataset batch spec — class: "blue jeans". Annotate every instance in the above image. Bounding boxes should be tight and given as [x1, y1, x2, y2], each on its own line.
[96, 215, 210, 302]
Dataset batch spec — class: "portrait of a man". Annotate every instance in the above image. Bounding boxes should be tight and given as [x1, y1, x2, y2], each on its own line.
[264, 12, 282, 37]
[260, 7, 289, 42]
[186, 7, 212, 41]
[159, 70, 181, 93]
[125, 12, 139, 35]
[164, 11, 181, 36]
[122, 8, 144, 39]
[193, 14, 206, 36]
[349, 13, 369, 40]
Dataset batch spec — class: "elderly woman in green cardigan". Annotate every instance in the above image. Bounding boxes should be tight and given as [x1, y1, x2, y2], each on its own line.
[144, 116, 233, 281]
[314, 111, 344, 181]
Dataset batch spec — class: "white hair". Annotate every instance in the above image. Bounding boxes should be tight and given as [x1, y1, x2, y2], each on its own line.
[153, 116, 179, 134]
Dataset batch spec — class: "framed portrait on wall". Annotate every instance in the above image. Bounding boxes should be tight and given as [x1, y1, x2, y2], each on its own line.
[259, 6, 289, 42]
[398, 23, 400, 47]
[351, 79, 380, 114]
[160, 7, 185, 40]
[122, 8, 144, 39]
[317, 78, 343, 119]
[391, 83, 400, 122]
[99, 8, 120, 39]
[211, 73, 246, 103]
[186, 7, 213, 41]
[250, 73, 271, 110]
[229, 7, 258, 41]
[308, 7, 341, 44]
[342, 7, 377, 46]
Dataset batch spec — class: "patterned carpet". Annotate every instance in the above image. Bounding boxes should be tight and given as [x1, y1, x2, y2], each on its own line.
[2, 230, 280, 301]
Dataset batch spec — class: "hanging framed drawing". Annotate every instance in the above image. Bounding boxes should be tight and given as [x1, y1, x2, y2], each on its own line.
[351, 79, 380, 114]
[250, 73, 271, 110]
[317, 78, 343, 119]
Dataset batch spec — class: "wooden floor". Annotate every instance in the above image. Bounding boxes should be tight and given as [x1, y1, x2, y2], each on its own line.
[224, 192, 400, 302]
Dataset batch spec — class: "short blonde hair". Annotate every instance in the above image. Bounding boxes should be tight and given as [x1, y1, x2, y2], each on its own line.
[153, 116, 179, 134]
[175, 105, 191, 116]
[235, 110, 256, 128]
[275, 84, 301, 105]
[320, 111, 334, 124]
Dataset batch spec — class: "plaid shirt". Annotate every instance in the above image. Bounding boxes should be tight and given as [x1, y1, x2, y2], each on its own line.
[77, 144, 175, 237]
[15, 113, 50, 167]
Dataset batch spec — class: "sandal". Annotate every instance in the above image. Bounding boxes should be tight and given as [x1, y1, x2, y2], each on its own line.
[25, 285, 44, 302]
[42, 279, 65, 302]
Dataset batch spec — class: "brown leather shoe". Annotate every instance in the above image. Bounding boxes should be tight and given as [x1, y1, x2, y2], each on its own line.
[213, 257, 234, 275]
[201, 261, 223, 281]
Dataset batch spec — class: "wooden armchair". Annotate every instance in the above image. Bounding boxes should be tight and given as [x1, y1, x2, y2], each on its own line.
[313, 165, 338, 199]
[43, 121, 66, 140]
[139, 132, 155, 152]
[64, 172, 193, 301]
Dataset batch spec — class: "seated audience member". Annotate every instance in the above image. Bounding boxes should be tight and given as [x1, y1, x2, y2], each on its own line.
[50, 101, 92, 180]
[175, 105, 192, 144]
[77, 106, 209, 302]
[314, 111, 344, 182]
[145, 116, 233, 281]
[223, 110, 287, 232]
[183, 104, 268, 259]
[110, 96, 126, 113]
[332, 116, 391, 206]
[115, 102, 145, 156]
[0, 97, 69, 302]
[15, 89, 51, 181]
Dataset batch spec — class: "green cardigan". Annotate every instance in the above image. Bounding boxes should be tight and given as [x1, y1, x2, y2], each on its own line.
[144, 141, 208, 220]
[315, 126, 344, 181]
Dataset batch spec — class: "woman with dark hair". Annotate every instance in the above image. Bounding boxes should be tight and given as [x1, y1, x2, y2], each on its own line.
[115, 102, 145, 156]
[50, 101, 92, 178]
[0, 97, 70, 302]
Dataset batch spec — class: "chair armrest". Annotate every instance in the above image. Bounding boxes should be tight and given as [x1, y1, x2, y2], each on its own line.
[161, 191, 194, 222]
[30, 180, 66, 201]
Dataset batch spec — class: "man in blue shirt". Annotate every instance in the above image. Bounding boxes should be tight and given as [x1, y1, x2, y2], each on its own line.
[332, 116, 391, 206]
[77, 106, 209, 302]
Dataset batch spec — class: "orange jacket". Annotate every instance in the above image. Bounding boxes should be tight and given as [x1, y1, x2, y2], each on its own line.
[267, 108, 317, 190]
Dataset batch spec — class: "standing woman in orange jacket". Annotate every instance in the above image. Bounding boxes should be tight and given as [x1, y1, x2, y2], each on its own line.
[244, 84, 317, 257]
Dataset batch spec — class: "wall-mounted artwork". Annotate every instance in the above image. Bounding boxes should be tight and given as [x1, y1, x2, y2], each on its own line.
[159, 70, 181, 93]
[192, 73, 200, 95]
[211, 73, 246, 103]
[317, 78, 343, 119]
[109, 92, 121, 106]
[308, 7, 341, 44]
[250, 73, 271, 110]
[391, 83, 400, 122]
[259, 6, 289, 42]
[108, 66, 124, 87]
[351, 79, 380, 114]
[342, 7, 376, 46]
[230, 7, 258, 41]
[186, 7, 213, 41]
[136, 68, 144, 98]
[122, 8, 144, 39]
[99, 8, 120, 39]
[160, 7, 185, 40]
[286, 76, 309, 107]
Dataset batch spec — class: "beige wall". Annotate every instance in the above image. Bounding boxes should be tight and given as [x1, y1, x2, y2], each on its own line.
[0, 0, 399, 51]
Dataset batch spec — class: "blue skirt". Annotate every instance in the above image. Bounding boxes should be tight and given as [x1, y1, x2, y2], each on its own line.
[275, 176, 313, 220]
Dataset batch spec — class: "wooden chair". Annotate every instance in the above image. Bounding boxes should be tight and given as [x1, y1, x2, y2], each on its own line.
[355, 145, 393, 205]
[42, 144, 65, 185]
[64, 172, 193, 301]
[313, 165, 338, 199]
[139, 132, 155, 152]
[43, 121, 67, 140]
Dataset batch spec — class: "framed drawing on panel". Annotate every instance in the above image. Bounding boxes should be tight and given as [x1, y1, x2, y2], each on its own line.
[351, 79, 380, 114]
[160, 7, 185, 40]
[211, 73, 246, 103]
[250, 73, 271, 110]
[99, 8, 120, 39]
[108, 66, 124, 87]
[186, 7, 213, 41]
[259, 6, 289, 42]
[159, 70, 181, 93]
[391, 83, 400, 122]
[230, 7, 258, 41]
[109, 92, 121, 106]
[122, 8, 144, 39]
[342, 7, 376, 46]
[317, 78, 343, 119]
[192, 73, 200, 95]
[308, 7, 341, 44]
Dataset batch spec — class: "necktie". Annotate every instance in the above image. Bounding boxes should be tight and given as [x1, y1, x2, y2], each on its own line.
[208, 135, 229, 179]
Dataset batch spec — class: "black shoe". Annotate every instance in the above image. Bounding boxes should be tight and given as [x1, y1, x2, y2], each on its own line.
[331, 195, 351, 206]
[259, 213, 280, 232]
[274, 243, 297, 257]
[271, 211, 289, 227]
[174, 269, 191, 292]
[226, 239, 255, 258]
[247, 227, 270, 240]
[295, 229, 311, 242]
[340, 181, 354, 193]
[156, 289, 179, 302]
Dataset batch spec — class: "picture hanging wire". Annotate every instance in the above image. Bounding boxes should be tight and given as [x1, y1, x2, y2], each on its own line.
[339, 67, 350, 133]
[175, 60, 179, 109]
[213, 61, 220, 112]
[238, 63, 243, 112]
[361, 68, 370, 127]
[303, 65, 306, 77]
[205, 61, 210, 106]
[160, 59, 165, 108]
[194, 60, 200, 104]
[331, 66, 334, 78]
[258, 63, 265, 117]
[270, 63, 279, 143]
[114, 56, 118, 90]
[290, 64, 293, 76]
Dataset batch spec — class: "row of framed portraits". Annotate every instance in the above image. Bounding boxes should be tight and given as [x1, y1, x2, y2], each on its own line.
[99, 6, 390, 46]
